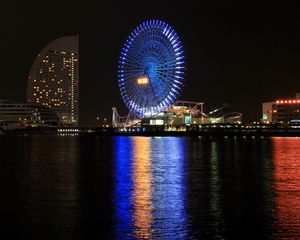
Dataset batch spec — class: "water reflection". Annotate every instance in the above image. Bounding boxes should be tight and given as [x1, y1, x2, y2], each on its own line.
[22, 136, 80, 239]
[209, 142, 223, 237]
[132, 137, 152, 238]
[113, 137, 134, 238]
[113, 137, 188, 239]
[0, 135, 80, 240]
[272, 137, 300, 239]
[3, 135, 300, 239]
[151, 137, 188, 239]
[186, 138, 276, 239]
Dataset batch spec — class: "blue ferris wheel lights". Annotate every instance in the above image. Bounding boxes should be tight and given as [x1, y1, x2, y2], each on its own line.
[118, 20, 185, 117]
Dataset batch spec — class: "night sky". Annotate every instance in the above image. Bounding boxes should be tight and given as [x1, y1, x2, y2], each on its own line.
[1, 1, 300, 125]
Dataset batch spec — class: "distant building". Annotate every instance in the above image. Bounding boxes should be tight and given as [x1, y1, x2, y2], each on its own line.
[27, 35, 79, 126]
[0, 100, 59, 129]
[262, 93, 300, 123]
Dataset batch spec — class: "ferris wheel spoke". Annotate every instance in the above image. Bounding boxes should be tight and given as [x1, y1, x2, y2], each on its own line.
[154, 77, 176, 94]
[127, 82, 140, 97]
[122, 61, 145, 70]
[121, 66, 144, 72]
[156, 69, 183, 80]
[155, 72, 176, 85]
[126, 80, 140, 97]
[156, 59, 182, 67]
[147, 78, 158, 101]
[127, 77, 146, 99]
[156, 58, 184, 68]
[124, 81, 142, 94]
[151, 81, 173, 96]
[123, 53, 145, 67]
[121, 70, 143, 75]
[156, 66, 182, 71]
[131, 88, 148, 109]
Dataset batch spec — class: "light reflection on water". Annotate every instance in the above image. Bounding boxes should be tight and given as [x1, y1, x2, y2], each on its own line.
[151, 137, 188, 239]
[132, 137, 152, 239]
[113, 137, 134, 238]
[112, 136, 300, 239]
[208, 142, 223, 238]
[1, 136, 300, 239]
[113, 137, 188, 239]
[272, 137, 300, 239]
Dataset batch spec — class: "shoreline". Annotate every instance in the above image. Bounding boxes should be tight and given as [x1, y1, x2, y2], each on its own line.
[1, 127, 300, 137]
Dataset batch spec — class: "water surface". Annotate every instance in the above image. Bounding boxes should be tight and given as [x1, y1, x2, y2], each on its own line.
[0, 135, 299, 239]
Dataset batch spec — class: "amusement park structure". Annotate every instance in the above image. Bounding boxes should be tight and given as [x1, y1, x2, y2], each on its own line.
[112, 101, 242, 128]
[113, 19, 242, 129]
[117, 19, 185, 118]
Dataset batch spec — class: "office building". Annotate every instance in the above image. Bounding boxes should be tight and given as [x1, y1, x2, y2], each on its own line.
[262, 93, 300, 123]
[0, 100, 59, 129]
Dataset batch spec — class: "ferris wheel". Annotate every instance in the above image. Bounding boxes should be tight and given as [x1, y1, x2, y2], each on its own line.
[118, 20, 185, 118]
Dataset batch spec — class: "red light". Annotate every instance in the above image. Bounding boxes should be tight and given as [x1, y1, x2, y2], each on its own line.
[277, 99, 300, 104]
[275, 99, 300, 104]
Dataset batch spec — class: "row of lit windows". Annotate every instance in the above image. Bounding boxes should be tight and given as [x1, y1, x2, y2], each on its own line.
[276, 100, 300, 104]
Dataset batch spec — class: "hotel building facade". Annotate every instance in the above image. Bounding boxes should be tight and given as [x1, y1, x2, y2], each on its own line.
[27, 35, 79, 126]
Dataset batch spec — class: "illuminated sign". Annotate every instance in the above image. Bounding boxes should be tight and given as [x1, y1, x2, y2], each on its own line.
[184, 114, 191, 124]
[137, 77, 149, 85]
[150, 119, 164, 125]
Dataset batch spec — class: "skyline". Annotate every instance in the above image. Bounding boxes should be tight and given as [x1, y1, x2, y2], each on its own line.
[1, 1, 300, 125]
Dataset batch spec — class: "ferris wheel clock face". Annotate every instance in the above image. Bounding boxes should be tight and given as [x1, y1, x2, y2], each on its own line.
[118, 20, 185, 117]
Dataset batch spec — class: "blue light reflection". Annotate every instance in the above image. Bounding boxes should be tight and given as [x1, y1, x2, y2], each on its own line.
[151, 137, 188, 239]
[112, 136, 188, 239]
[112, 137, 134, 239]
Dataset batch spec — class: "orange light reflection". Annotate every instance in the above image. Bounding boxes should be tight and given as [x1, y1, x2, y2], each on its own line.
[132, 137, 152, 239]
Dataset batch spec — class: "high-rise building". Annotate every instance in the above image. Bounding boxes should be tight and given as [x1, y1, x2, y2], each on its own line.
[262, 93, 300, 123]
[27, 35, 79, 126]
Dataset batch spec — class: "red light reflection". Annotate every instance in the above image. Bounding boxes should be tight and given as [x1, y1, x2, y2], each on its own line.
[272, 137, 300, 238]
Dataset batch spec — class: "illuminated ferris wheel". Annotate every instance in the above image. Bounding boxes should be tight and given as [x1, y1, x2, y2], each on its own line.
[118, 20, 185, 117]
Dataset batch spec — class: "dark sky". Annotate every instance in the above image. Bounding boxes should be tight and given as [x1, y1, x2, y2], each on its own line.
[1, 1, 300, 125]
